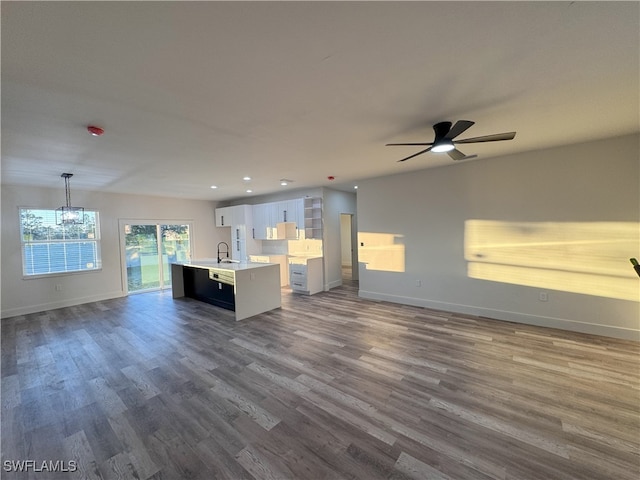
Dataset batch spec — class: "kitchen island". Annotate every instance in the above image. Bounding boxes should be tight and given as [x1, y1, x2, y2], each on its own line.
[171, 260, 281, 320]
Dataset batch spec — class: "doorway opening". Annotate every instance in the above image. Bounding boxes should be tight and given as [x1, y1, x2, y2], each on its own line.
[340, 213, 358, 283]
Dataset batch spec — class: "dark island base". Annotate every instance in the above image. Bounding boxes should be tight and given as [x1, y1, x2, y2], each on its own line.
[182, 265, 235, 311]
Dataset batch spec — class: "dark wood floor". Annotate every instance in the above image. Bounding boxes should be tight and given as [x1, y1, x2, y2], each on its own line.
[1, 281, 638, 479]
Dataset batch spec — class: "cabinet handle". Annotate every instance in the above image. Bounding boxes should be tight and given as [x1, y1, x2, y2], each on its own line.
[284, 210, 287, 222]
[221, 215, 224, 226]
[236, 228, 240, 240]
[252, 228, 255, 239]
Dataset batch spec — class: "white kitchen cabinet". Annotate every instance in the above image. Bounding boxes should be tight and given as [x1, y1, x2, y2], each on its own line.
[215, 206, 234, 227]
[289, 256, 323, 295]
[252, 203, 272, 240]
[275, 201, 287, 224]
[253, 199, 304, 240]
[231, 204, 247, 224]
[294, 199, 305, 231]
[232, 225, 246, 261]
[274, 199, 303, 239]
[284, 198, 304, 235]
[229, 205, 258, 261]
[276, 199, 300, 224]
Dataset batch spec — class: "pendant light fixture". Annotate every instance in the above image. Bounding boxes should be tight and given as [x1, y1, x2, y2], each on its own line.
[56, 173, 84, 225]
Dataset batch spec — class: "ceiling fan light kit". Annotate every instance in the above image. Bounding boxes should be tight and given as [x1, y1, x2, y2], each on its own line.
[387, 120, 516, 162]
[431, 139, 455, 153]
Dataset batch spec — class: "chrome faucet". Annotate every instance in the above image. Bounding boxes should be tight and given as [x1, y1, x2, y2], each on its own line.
[217, 242, 230, 263]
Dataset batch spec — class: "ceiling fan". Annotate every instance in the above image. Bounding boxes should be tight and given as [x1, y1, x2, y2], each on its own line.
[387, 120, 516, 162]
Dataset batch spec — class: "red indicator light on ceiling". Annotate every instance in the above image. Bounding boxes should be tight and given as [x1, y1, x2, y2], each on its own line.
[87, 125, 104, 136]
[327, 176, 335, 181]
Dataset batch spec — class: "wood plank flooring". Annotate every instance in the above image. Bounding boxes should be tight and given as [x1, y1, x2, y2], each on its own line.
[1, 281, 638, 479]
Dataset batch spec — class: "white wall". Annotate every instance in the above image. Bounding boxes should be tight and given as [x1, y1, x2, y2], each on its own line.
[1, 185, 223, 318]
[356, 134, 640, 340]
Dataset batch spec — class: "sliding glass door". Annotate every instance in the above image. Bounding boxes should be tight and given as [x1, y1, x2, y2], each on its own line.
[122, 222, 192, 293]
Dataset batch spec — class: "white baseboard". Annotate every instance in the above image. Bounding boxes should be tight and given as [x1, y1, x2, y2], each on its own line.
[1, 291, 126, 320]
[358, 290, 639, 341]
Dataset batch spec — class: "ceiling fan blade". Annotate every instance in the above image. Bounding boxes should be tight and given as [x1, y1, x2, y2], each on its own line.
[386, 142, 434, 146]
[397, 147, 432, 162]
[455, 132, 516, 143]
[444, 120, 475, 140]
[453, 154, 478, 161]
[447, 148, 467, 161]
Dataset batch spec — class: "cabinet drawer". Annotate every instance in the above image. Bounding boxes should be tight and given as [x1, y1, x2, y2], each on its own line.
[291, 280, 307, 291]
[290, 269, 307, 290]
[289, 264, 307, 275]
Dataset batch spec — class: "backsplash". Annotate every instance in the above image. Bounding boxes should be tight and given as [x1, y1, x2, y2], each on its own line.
[260, 240, 289, 255]
[287, 238, 323, 256]
[256, 234, 323, 256]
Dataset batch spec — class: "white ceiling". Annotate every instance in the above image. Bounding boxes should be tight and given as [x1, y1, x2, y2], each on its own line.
[2, 1, 638, 201]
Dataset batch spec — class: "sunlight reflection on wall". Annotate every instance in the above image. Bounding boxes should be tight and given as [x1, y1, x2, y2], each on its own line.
[465, 220, 640, 301]
[358, 232, 405, 272]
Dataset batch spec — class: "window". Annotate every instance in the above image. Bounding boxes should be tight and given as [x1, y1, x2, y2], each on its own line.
[20, 208, 102, 276]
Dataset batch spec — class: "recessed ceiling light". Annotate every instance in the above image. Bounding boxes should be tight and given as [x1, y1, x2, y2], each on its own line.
[246, 189, 253, 193]
[280, 178, 293, 186]
[210, 185, 218, 189]
[243, 176, 251, 181]
[354, 185, 358, 189]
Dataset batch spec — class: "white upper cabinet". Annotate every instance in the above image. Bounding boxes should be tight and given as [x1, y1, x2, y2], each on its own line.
[275, 199, 303, 239]
[248, 199, 307, 240]
[215, 206, 233, 227]
[283, 199, 303, 226]
[276, 201, 289, 223]
[251, 203, 272, 240]
[293, 199, 305, 231]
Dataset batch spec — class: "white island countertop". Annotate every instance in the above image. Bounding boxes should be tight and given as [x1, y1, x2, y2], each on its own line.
[176, 259, 277, 271]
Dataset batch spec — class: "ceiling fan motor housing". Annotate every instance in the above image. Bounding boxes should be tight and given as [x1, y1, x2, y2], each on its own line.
[433, 121, 453, 142]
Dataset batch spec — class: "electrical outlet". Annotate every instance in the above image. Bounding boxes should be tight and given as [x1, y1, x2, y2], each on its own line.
[416, 280, 422, 287]
[539, 291, 548, 302]
[55, 284, 62, 292]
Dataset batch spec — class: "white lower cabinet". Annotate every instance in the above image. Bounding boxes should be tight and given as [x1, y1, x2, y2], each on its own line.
[289, 257, 323, 295]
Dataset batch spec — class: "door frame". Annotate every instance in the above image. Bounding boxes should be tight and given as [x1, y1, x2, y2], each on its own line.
[340, 213, 359, 282]
[118, 219, 195, 295]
